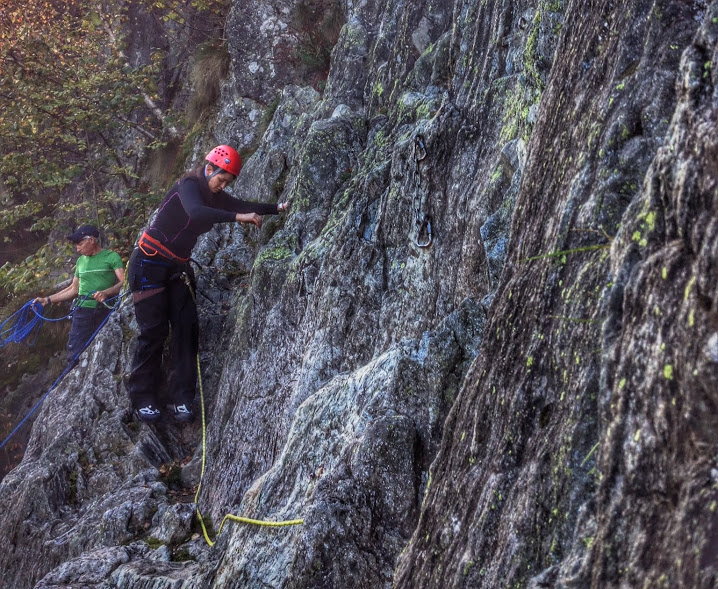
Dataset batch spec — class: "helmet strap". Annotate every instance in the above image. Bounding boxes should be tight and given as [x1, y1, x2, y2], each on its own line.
[205, 164, 225, 180]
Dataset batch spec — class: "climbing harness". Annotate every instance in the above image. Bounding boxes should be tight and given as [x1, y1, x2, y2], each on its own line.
[179, 273, 304, 546]
[0, 291, 130, 451]
[138, 231, 190, 263]
[137, 257, 174, 289]
[412, 134, 433, 248]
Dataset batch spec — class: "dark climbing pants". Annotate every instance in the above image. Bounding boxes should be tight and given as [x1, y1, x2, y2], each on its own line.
[126, 248, 198, 410]
[67, 306, 110, 366]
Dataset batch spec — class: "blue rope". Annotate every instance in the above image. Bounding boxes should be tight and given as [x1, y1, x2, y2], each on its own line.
[0, 301, 44, 348]
[0, 294, 103, 349]
[0, 292, 129, 451]
[30, 293, 107, 323]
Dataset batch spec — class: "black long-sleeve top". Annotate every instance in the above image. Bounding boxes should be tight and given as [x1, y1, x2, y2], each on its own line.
[145, 168, 278, 260]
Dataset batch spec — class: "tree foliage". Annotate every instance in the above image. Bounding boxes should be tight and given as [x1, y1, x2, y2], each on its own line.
[0, 0, 227, 299]
[0, 0, 160, 197]
[0, 0, 162, 295]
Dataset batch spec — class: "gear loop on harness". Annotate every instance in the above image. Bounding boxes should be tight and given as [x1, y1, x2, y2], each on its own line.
[411, 133, 433, 248]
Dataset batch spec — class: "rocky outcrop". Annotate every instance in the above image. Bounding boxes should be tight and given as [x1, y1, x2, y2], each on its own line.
[396, 1, 717, 588]
[0, 0, 716, 588]
[582, 8, 718, 586]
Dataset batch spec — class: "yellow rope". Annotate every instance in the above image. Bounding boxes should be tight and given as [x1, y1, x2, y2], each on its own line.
[184, 273, 303, 547]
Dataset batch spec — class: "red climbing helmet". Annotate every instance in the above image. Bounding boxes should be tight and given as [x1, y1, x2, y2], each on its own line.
[206, 145, 242, 177]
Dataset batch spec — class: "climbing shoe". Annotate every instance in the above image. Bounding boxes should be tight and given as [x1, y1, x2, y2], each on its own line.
[137, 405, 161, 422]
[171, 404, 194, 423]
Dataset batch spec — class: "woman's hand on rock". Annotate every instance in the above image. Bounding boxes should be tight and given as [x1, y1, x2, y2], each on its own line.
[236, 212, 262, 228]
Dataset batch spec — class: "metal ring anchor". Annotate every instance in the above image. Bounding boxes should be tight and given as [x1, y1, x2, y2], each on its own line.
[413, 134, 427, 165]
[416, 215, 433, 248]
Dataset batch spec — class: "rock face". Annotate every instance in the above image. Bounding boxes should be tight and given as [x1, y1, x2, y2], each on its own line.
[395, 1, 718, 588]
[0, 0, 716, 588]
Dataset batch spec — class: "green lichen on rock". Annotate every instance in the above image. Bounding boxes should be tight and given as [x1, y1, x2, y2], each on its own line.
[253, 232, 297, 267]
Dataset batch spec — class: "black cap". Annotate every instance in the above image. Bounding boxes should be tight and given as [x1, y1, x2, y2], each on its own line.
[67, 224, 99, 243]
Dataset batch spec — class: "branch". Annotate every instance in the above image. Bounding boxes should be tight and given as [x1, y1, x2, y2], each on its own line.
[141, 94, 179, 138]
[112, 114, 158, 141]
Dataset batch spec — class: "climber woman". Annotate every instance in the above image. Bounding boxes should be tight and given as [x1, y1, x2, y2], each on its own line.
[126, 144, 289, 422]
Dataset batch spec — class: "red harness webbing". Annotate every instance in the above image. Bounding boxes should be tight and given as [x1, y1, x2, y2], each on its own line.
[138, 231, 189, 263]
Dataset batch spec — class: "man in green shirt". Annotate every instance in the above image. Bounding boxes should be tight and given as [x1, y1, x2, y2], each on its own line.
[34, 225, 124, 366]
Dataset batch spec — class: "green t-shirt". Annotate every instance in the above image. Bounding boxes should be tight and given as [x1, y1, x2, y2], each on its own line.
[74, 249, 123, 308]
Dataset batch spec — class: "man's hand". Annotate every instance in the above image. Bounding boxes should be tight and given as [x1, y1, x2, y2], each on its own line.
[93, 291, 108, 303]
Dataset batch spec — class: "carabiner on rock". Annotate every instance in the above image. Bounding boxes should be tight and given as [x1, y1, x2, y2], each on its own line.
[416, 215, 433, 248]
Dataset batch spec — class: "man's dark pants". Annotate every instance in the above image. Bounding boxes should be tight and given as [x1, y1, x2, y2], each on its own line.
[67, 306, 110, 366]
